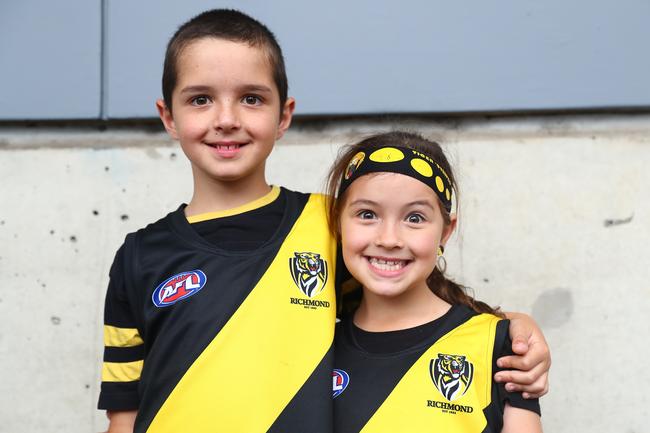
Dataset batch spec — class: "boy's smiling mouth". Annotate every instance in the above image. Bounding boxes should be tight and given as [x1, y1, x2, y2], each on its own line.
[205, 140, 247, 148]
[205, 141, 249, 157]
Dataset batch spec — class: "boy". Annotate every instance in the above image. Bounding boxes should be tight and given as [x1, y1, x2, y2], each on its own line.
[99, 9, 550, 433]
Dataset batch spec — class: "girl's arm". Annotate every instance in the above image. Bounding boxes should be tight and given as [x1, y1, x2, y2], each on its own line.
[501, 403, 542, 433]
[495, 312, 551, 399]
[105, 410, 137, 433]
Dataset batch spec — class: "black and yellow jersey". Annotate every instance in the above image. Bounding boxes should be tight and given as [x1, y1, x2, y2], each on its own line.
[99, 187, 337, 433]
[333, 304, 540, 433]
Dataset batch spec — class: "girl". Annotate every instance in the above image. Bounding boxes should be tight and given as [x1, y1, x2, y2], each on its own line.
[327, 131, 542, 433]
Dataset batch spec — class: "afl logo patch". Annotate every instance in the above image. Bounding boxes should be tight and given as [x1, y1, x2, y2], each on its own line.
[289, 252, 328, 298]
[332, 369, 350, 398]
[430, 353, 474, 401]
[152, 270, 207, 307]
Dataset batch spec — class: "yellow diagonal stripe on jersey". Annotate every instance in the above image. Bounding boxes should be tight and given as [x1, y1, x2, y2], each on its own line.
[361, 314, 500, 433]
[102, 360, 144, 382]
[104, 325, 144, 347]
[148, 194, 336, 433]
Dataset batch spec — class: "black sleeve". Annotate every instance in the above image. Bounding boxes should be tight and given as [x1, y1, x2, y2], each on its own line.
[97, 241, 143, 411]
[493, 319, 541, 416]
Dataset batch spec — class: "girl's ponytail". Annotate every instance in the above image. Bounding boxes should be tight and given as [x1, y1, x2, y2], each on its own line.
[428, 268, 503, 317]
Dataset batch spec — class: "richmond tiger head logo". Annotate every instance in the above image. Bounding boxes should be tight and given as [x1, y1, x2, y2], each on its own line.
[289, 252, 328, 298]
[430, 353, 474, 401]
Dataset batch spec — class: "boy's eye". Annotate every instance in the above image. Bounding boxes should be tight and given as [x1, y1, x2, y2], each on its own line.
[406, 213, 425, 224]
[242, 95, 262, 105]
[357, 210, 376, 220]
[190, 96, 211, 106]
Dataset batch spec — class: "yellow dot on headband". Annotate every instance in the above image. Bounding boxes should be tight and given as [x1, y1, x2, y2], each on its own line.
[410, 158, 433, 177]
[435, 176, 445, 193]
[369, 147, 404, 163]
[445, 188, 451, 201]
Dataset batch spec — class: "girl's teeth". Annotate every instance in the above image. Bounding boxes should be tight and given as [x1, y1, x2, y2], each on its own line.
[369, 258, 405, 271]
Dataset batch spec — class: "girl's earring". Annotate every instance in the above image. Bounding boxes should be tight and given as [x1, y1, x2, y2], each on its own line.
[436, 245, 447, 273]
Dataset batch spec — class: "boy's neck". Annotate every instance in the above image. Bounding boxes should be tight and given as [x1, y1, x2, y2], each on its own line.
[185, 174, 274, 217]
[353, 288, 451, 332]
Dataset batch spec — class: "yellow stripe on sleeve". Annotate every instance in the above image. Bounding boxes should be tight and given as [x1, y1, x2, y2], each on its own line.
[102, 360, 144, 382]
[104, 325, 144, 347]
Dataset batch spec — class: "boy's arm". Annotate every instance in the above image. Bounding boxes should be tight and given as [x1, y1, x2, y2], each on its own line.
[494, 312, 551, 399]
[105, 410, 137, 433]
[99, 242, 143, 414]
[501, 403, 542, 433]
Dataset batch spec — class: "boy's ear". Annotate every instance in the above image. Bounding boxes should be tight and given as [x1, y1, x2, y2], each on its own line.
[440, 213, 458, 247]
[156, 99, 178, 140]
[276, 97, 296, 140]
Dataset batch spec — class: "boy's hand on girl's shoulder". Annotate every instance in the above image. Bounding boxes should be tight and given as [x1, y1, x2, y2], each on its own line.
[104, 410, 137, 433]
[494, 312, 551, 399]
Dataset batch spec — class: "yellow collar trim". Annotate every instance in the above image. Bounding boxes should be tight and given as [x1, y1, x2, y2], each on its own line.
[187, 186, 281, 224]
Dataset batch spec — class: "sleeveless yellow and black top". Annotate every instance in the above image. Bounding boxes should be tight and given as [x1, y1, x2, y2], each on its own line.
[333, 304, 540, 433]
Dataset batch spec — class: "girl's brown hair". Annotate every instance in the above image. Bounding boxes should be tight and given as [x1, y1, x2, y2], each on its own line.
[326, 131, 501, 317]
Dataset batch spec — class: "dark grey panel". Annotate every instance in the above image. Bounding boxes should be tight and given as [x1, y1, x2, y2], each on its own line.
[0, 0, 101, 120]
[81, 1, 650, 118]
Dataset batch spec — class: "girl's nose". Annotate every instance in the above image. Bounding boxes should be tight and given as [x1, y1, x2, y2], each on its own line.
[374, 221, 404, 249]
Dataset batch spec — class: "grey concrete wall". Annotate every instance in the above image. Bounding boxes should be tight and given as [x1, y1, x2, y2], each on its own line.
[0, 113, 648, 432]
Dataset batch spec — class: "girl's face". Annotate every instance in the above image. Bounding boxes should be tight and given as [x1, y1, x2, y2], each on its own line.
[340, 172, 456, 301]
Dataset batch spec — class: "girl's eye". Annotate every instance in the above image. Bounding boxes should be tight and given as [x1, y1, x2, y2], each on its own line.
[357, 210, 376, 220]
[406, 213, 425, 224]
[191, 96, 211, 106]
[242, 95, 262, 105]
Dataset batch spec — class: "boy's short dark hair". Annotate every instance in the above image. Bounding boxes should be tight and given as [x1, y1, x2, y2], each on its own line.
[162, 9, 288, 113]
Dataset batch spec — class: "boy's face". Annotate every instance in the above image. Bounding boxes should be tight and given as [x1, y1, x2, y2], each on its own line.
[157, 38, 294, 186]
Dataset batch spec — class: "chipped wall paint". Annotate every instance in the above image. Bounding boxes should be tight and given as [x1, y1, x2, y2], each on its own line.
[0, 113, 649, 432]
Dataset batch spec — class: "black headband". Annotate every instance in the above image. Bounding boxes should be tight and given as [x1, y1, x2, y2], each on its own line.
[338, 146, 453, 212]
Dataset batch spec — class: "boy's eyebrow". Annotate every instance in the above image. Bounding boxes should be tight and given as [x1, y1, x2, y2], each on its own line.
[239, 84, 273, 93]
[179, 85, 213, 95]
[179, 84, 274, 94]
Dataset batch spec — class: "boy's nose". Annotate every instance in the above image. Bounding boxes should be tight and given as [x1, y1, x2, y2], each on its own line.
[213, 103, 241, 132]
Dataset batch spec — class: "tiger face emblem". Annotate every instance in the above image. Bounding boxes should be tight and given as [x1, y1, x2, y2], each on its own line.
[430, 353, 474, 401]
[289, 252, 328, 298]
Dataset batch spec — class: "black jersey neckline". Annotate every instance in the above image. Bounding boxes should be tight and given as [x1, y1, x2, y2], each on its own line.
[165, 186, 301, 257]
[188, 188, 285, 252]
[340, 304, 477, 358]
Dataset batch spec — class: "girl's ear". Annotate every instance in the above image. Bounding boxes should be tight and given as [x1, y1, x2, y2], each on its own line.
[156, 99, 178, 140]
[440, 213, 458, 247]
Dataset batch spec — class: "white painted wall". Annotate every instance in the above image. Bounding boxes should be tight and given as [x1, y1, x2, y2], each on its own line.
[0, 114, 648, 432]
